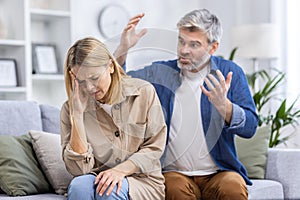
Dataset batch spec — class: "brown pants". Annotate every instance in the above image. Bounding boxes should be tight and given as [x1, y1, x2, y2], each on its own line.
[164, 171, 248, 200]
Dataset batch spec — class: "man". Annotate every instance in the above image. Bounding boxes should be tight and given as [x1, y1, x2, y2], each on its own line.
[114, 9, 258, 200]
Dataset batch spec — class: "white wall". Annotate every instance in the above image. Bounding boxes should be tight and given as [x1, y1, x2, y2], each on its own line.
[71, 0, 246, 66]
[71, 0, 202, 68]
[71, 0, 201, 40]
[70, 0, 273, 65]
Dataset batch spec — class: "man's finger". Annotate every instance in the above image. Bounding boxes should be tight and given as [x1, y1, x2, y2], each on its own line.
[226, 71, 233, 87]
[137, 28, 147, 38]
[216, 70, 225, 83]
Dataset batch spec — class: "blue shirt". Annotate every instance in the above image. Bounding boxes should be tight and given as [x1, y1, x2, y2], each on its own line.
[126, 56, 258, 185]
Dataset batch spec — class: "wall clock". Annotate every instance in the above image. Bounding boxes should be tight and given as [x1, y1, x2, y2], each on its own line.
[98, 5, 130, 39]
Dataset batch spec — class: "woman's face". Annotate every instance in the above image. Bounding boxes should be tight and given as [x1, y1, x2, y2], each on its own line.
[71, 60, 113, 101]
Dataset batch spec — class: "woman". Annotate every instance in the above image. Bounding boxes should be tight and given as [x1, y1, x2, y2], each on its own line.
[60, 37, 166, 200]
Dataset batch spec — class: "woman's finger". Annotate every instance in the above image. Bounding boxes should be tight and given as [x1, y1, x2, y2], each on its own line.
[98, 177, 112, 196]
[116, 179, 122, 195]
[96, 175, 108, 195]
[95, 172, 103, 185]
[105, 179, 118, 196]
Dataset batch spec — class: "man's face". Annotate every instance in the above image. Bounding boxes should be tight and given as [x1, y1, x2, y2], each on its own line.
[177, 28, 215, 71]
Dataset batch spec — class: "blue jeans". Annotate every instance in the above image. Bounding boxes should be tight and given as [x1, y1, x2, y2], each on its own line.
[67, 174, 129, 200]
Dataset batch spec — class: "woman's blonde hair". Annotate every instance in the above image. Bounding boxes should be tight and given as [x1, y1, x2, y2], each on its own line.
[64, 37, 126, 114]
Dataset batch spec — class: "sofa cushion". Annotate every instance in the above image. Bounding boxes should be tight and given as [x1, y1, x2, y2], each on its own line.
[248, 179, 284, 199]
[0, 134, 51, 196]
[39, 104, 60, 134]
[0, 193, 66, 199]
[0, 101, 42, 136]
[29, 130, 73, 195]
[266, 148, 300, 199]
[235, 125, 270, 179]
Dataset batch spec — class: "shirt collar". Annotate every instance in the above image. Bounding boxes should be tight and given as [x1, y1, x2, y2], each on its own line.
[115, 77, 141, 104]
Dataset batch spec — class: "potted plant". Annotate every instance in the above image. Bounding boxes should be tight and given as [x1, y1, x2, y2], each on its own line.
[247, 69, 300, 147]
[227, 48, 300, 147]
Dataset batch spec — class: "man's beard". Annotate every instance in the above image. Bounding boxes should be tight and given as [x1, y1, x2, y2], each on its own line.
[178, 52, 211, 72]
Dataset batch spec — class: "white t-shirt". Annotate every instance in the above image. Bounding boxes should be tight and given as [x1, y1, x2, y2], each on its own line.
[163, 67, 219, 176]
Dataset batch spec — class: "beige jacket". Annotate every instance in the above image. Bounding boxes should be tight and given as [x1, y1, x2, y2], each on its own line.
[60, 77, 166, 200]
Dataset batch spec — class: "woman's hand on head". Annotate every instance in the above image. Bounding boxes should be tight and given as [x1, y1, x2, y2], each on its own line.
[69, 70, 89, 115]
[94, 168, 126, 197]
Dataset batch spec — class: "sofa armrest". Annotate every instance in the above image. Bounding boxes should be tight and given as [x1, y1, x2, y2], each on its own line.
[265, 148, 300, 199]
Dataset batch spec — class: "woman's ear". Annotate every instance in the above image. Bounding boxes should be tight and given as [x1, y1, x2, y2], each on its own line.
[109, 60, 114, 74]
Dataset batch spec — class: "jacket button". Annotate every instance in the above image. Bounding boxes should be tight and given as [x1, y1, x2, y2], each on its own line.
[114, 104, 120, 110]
[114, 131, 120, 137]
[115, 158, 121, 163]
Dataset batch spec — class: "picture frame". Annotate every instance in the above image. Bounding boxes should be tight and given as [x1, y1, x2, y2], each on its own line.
[32, 43, 58, 74]
[0, 58, 17, 87]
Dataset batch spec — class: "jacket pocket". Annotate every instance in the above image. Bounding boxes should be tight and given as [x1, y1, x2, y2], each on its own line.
[123, 123, 147, 153]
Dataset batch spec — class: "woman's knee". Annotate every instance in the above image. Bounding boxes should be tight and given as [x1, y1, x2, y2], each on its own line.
[68, 175, 129, 200]
[68, 174, 96, 200]
[95, 178, 129, 200]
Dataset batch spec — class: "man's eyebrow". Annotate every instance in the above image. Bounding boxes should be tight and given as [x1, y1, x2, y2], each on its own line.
[191, 40, 202, 45]
[178, 35, 202, 45]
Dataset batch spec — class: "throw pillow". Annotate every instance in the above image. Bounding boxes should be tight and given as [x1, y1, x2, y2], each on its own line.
[29, 130, 73, 195]
[39, 104, 60, 134]
[0, 134, 51, 196]
[235, 125, 270, 179]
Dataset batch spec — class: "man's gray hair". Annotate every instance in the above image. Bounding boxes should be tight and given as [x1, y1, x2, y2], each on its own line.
[177, 9, 223, 43]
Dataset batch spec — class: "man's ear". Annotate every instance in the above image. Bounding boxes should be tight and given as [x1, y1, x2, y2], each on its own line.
[209, 42, 219, 54]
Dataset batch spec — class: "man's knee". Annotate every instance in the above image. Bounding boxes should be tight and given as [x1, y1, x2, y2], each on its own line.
[164, 172, 200, 200]
[217, 180, 247, 200]
[204, 172, 247, 200]
[165, 172, 187, 191]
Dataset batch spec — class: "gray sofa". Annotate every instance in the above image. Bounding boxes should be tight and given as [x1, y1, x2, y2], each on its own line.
[0, 100, 67, 200]
[248, 148, 300, 200]
[0, 100, 299, 200]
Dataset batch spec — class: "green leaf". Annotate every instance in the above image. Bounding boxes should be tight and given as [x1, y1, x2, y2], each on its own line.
[229, 47, 300, 148]
[228, 47, 238, 61]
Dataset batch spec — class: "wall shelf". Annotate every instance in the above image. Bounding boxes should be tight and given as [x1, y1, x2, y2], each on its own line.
[0, 87, 27, 93]
[0, 40, 26, 46]
[32, 74, 64, 81]
[30, 9, 71, 21]
[0, 0, 71, 107]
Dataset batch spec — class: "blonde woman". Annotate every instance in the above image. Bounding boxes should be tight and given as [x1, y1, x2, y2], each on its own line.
[60, 37, 166, 200]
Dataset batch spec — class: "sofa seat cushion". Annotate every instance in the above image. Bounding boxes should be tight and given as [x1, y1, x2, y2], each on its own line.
[248, 179, 284, 200]
[0, 193, 66, 199]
